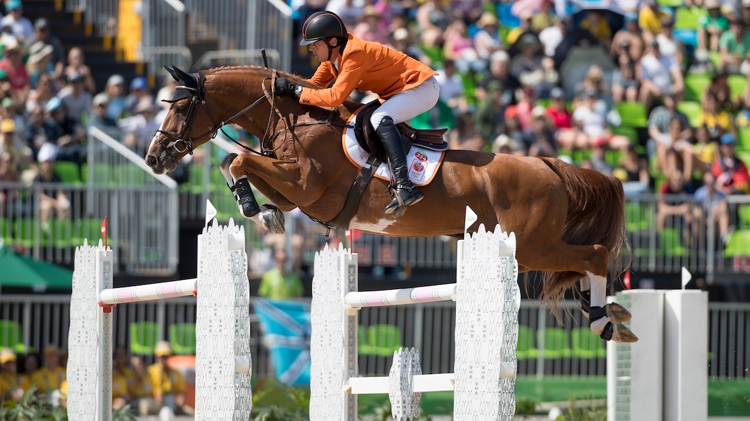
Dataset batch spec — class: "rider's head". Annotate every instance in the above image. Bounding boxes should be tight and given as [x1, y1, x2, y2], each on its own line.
[301, 11, 348, 61]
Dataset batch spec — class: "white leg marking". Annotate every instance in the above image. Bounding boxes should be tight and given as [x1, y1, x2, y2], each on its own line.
[586, 271, 610, 335]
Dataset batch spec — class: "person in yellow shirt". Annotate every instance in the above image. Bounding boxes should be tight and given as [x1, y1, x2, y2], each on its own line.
[639, 0, 670, 43]
[145, 341, 191, 416]
[17, 354, 38, 392]
[31, 346, 66, 395]
[0, 348, 23, 401]
[112, 368, 130, 409]
[113, 347, 136, 400]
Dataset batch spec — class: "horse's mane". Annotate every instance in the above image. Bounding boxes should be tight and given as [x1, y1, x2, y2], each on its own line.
[205, 65, 320, 90]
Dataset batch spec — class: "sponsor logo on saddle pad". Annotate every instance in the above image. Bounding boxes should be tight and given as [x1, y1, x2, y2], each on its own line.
[342, 113, 445, 187]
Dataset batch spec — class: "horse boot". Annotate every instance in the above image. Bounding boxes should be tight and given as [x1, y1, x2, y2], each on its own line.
[376, 116, 424, 215]
[234, 178, 261, 218]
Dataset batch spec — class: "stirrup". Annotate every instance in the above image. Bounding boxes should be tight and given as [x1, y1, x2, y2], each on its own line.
[384, 185, 423, 214]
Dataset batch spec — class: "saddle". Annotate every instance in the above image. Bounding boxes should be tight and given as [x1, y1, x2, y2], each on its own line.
[353, 100, 448, 163]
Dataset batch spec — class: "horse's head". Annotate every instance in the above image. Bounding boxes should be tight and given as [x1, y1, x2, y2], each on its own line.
[145, 66, 218, 174]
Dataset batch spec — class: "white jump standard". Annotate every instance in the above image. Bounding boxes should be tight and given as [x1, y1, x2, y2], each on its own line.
[66, 220, 252, 421]
[309, 224, 521, 421]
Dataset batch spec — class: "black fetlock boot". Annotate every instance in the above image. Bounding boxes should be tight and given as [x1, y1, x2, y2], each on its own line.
[376, 116, 423, 215]
[234, 178, 261, 218]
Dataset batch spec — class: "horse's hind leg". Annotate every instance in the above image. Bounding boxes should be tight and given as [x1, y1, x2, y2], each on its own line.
[579, 275, 631, 323]
[220, 153, 285, 234]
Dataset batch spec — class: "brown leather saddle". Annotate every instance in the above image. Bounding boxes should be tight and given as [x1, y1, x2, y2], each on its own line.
[353, 100, 448, 163]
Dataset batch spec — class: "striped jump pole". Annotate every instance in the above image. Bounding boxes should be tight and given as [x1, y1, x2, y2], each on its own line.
[67, 219, 252, 421]
[309, 219, 521, 421]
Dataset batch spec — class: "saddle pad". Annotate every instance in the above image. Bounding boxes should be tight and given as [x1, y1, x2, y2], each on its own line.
[342, 111, 445, 187]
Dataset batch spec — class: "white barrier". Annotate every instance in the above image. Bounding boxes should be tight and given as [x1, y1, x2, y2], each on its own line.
[309, 224, 521, 421]
[66, 219, 252, 421]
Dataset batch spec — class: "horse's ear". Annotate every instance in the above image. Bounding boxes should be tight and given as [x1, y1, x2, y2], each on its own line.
[164, 65, 180, 82]
[173, 66, 196, 87]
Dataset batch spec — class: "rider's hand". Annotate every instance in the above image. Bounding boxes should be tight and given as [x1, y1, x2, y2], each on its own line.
[275, 78, 300, 96]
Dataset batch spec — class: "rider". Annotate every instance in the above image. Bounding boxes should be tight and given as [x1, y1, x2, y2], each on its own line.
[275, 11, 440, 214]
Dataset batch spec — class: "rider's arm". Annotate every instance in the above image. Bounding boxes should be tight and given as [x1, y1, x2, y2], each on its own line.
[308, 62, 335, 89]
[299, 50, 369, 108]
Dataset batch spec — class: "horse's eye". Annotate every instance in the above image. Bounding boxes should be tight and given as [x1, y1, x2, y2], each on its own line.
[175, 104, 186, 113]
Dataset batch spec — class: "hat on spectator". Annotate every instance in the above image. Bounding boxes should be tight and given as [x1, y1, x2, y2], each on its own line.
[1, 35, 19, 52]
[393, 28, 409, 42]
[34, 17, 49, 30]
[0, 348, 15, 363]
[37, 142, 58, 163]
[0, 118, 14, 133]
[720, 133, 737, 145]
[6, 0, 22, 11]
[492, 134, 518, 153]
[93, 92, 108, 107]
[362, 5, 381, 19]
[624, 13, 638, 23]
[743, 0, 750, 7]
[490, 50, 510, 63]
[550, 87, 564, 99]
[705, 0, 720, 9]
[27, 41, 53, 65]
[46, 96, 62, 112]
[477, 12, 498, 28]
[107, 74, 125, 87]
[154, 340, 172, 357]
[532, 105, 547, 119]
[130, 76, 148, 90]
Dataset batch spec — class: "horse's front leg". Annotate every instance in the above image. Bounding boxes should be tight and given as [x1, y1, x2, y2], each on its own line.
[579, 274, 634, 340]
[219, 153, 291, 234]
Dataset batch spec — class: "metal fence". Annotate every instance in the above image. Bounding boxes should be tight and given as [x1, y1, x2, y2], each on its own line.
[141, 0, 191, 83]
[66, 0, 118, 36]
[1, 296, 747, 379]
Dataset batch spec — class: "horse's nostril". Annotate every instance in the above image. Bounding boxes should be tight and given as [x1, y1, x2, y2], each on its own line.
[146, 155, 157, 168]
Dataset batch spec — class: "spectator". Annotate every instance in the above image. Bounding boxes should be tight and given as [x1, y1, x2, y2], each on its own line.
[526, 107, 557, 157]
[26, 41, 53, 88]
[113, 348, 136, 398]
[580, 10, 612, 50]
[352, 6, 389, 45]
[119, 98, 159, 153]
[574, 65, 611, 113]
[325, 0, 363, 31]
[492, 133, 523, 155]
[146, 341, 191, 417]
[31, 346, 66, 395]
[44, 97, 86, 163]
[475, 50, 519, 103]
[416, 0, 450, 37]
[656, 16, 684, 67]
[648, 92, 691, 148]
[509, 32, 557, 89]
[0, 37, 30, 94]
[657, 169, 695, 230]
[95, 74, 127, 121]
[712, 132, 750, 195]
[719, 14, 750, 75]
[155, 71, 178, 105]
[24, 105, 48, 156]
[546, 87, 572, 129]
[590, 136, 614, 175]
[531, 0, 556, 33]
[693, 171, 731, 244]
[559, 88, 606, 150]
[637, 40, 683, 111]
[0, 150, 19, 211]
[58, 71, 92, 123]
[443, 19, 484, 74]
[124, 76, 153, 114]
[130, 356, 156, 416]
[63, 47, 96, 94]
[0, 118, 28, 175]
[435, 59, 467, 114]
[507, 12, 533, 45]
[612, 56, 639, 103]
[1, 0, 33, 45]
[656, 118, 692, 180]
[474, 79, 507, 140]
[614, 144, 650, 197]
[638, 0, 670, 44]
[473, 12, 502, 61]
[611, 13, 644, 62]
[0, 348, 22, 402]
[736, 89, 750, 128]
[391, 28, 424, 62]
[26, 73, 55, 113]
[111, 362, 130, 409]
[449, 112, 484, 151]
[87, 93, 118, 138]
[33, 142, 69, 227]
[699, 0, 729, 53]
[259, 250, 304, 299]
[29, 18, 65, 78]
[539, 17, 565, 59]
[743, 0, 750, 25]
[697, 92, 733, 141]
[707, 67, 734, 109]
[689, 125, 717, 173]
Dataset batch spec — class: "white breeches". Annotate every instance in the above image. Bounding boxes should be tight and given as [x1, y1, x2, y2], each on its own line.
[370, 76, 440, 129]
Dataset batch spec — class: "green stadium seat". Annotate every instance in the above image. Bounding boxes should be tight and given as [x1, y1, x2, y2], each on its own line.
[54, 161, 81, 184]
[676, 101, 702, 127]
[357, 325, 377, 355]
[724, 229, 750, 257]
[626, 202, 654, 232]
[537, 328, 573, 359]
[365, 324, 403, 357]
[12, 218, 35, 248]
[610, 125, 638, 144]
[571, 327, 607, 358]
[728, 75, 747, 102]
[74, 218, 104, 246]
[737, 128, 750, 152]
[709, 51, 722, 70]
[658, 0, 683, 6]
[661, 227, 688, 257]
[516, 325, 539, 360]
[130, 321, 160, 355]
[737, 205, 750, 229]
[674, 7, 707, 30]
[0, 319, 29, 354]
[50, 218, 74, 248]
[615, 102, 648, 128]
[169, 323, 196, 355]
[684, 74, 712, 102]
[0, 217, 10, 244]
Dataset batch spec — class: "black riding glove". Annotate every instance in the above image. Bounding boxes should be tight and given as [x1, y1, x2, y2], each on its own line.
[275, 78, 300, 96]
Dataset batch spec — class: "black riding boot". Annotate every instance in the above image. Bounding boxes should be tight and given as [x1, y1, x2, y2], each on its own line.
[376, 116, 423, 214]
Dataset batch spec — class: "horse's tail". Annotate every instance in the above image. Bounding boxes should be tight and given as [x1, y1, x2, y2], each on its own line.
[539, 157, 631, 320]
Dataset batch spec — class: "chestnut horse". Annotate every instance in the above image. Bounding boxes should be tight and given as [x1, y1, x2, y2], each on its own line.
[145, 65, 636, 343]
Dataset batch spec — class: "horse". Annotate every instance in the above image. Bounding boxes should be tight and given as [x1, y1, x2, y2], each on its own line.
[145, 65, 636, 343]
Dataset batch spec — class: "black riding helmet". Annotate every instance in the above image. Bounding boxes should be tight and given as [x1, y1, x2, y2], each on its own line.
[300, 11, 348, 46]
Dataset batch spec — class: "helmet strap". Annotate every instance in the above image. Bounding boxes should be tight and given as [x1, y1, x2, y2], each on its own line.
[324, 37, 345, 61]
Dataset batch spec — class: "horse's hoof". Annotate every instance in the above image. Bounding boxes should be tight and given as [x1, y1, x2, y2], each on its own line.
[607, 302, 632, 323]
[612, 322, 638, 343]
[258, 205, 285, 234]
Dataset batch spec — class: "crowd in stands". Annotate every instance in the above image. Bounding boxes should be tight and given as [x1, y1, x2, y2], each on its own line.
[0, 341, 192, 417]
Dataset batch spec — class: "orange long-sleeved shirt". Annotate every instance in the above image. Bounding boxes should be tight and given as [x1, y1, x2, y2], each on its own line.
[299, 34, 438, 108]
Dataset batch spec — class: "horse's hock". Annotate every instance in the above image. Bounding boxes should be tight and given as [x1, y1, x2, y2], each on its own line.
[310, 224, 521, 421]
[66, 220, 252, 421]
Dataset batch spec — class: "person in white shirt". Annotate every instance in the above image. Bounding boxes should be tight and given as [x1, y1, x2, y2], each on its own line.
[0, 0, 34, 45]
[637, 40, 684, 110]
[473, 12, 503, 60]
[539, 18, 566, 58]
[434, 59, 466, 114]
[325, 0, 363, 30]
